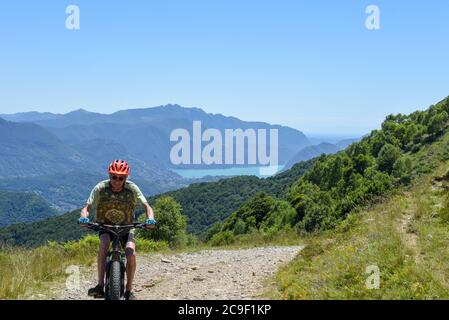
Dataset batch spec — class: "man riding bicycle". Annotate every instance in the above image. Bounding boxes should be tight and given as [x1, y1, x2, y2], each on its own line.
[79, 159, 156, 300]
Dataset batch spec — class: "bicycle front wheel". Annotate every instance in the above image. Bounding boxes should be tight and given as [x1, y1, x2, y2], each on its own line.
[108, 260, 122, 300]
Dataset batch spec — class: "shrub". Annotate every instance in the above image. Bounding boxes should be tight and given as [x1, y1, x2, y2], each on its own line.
[209, 231, 236, 246]
[135, 238, 169, 252]
[138, 196, 188, 248]
[377, 144, 402, 174]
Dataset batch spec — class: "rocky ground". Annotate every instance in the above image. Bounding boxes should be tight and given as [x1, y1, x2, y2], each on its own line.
[52, 246, 303, 300]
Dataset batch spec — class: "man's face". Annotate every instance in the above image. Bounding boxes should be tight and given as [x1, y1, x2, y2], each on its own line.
[109, 174, 127, 189]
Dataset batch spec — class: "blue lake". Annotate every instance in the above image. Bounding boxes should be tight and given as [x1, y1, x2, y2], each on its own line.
[171, 165, 285, 178]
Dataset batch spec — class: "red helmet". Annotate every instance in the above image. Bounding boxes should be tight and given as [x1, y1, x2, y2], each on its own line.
[108, 159, 130, 175]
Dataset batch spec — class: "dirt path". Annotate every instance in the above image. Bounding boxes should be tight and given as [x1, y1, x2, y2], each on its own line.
[397, 193, 418, 248]
[396, 191, 423, 264]
[397, 177, 446, 265]
[52, 245, 303, 300]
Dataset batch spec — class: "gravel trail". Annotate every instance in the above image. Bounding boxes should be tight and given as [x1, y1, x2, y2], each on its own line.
[54, 246, 303, 300]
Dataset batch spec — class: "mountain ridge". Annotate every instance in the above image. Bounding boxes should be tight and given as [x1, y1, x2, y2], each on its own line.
[1, 104, 311, 168]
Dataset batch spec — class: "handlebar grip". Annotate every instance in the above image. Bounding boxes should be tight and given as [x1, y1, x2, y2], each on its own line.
[145, 219, 157, 225]
[78, 217, 90, 224]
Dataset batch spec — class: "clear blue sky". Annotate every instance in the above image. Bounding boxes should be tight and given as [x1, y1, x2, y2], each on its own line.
[0, 0, 448, 136]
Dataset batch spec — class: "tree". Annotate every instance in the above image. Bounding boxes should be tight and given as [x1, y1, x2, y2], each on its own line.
[288, 180, 335, 231]
[377, 144, 402, 174]
[221, 192, 276, 232]
[392, 155, 413, 184]
[233, 218, 247, 235]
[353, 154, 375, 174]
[139, 196, 187, 247]
[260, 200, 296, 233]
[428, 111, 448, 137]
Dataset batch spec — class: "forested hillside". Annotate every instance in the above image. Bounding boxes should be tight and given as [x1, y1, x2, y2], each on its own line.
[0, 160, 313, 246]
[0, 191, 58, 228]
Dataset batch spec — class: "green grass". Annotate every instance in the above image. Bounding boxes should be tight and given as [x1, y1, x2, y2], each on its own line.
[267, 164, 449, 299]
[208, 228, 303, 249]
[0, 239, 96, 299]
[0, 235, 170, 299]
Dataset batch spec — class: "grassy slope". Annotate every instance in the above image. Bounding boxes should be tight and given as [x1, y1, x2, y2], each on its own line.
[0, 236, 169, 299]
[268, 160, 449, 299]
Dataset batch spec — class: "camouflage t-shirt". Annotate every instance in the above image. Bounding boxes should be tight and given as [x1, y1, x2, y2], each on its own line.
[86, 180, 148, 225]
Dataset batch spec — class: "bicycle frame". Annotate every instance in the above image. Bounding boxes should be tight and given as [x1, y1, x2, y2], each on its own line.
[83, 222, 146, 300]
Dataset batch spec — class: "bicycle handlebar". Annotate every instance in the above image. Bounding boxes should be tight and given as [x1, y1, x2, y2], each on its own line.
[79, 221, 147, 231]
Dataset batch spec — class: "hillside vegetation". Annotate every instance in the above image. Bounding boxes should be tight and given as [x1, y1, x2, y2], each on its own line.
[154, 160, 314, 235]
[0, 171, 196, 213]
[0, 160, 313, 247]
[206, 96, 449, 243]
[0, 191, 58, 228]
[270, 161, 449, 299]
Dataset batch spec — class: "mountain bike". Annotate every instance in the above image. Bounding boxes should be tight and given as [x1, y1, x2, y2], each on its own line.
[80, 221, 148, 300]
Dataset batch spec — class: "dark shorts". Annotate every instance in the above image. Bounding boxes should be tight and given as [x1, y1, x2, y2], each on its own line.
[99, 230, 135, 247]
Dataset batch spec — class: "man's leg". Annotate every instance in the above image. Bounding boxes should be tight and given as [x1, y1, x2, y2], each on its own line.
[98, 233, 111, 287]
[125, 241, 136, 292]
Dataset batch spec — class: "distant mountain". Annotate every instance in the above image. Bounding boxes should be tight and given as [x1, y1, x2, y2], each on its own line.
[0, 118, 185, 181]
[284, 138, 360, 170]
[335, 138, 359, 149]
[0, 190, 58, 228]
[0, 108, 104, 127]
[0, 117, 200, 215]
[1, 105, 311, 168]
[0, 111, 59, 122]
[284, 143, 340, 170]
[0, 119, 84, 178]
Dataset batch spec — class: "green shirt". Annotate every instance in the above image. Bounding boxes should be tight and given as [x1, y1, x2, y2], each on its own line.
[86, 180, 148, 225]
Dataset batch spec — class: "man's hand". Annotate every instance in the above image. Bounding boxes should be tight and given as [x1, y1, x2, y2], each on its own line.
[80, 206, 89, 218]
[145, 218, 157, 230]
[78, 217, 90, 227]
[144, 203, 156, 229]
[79, 206, 90, 227]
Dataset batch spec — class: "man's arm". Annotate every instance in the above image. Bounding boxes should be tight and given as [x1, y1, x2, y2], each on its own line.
[128, 181, 155, 223]
[143, 202, 154, 220]
[142, 202, 156, 229]
[80, 182, 102, 220]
